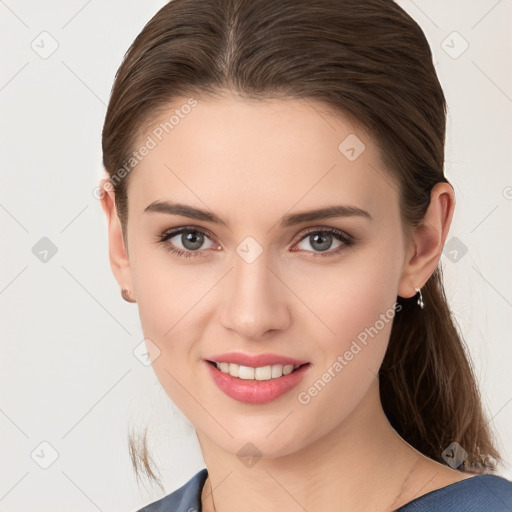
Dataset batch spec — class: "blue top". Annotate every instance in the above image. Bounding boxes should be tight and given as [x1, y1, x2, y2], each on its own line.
[135, 468, 512, 511]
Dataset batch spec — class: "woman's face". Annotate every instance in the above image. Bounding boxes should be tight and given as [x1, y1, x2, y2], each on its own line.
[119, 93, 411, 457]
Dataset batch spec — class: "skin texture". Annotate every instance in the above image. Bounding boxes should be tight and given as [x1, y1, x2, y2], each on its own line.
[100, 94, 471, 511]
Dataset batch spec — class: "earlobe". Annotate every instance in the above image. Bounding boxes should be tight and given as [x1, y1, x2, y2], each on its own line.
[398, 182, 455, 298]
[99, 178, 134, 296]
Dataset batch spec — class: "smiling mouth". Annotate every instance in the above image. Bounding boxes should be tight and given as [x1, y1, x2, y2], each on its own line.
[206, 360, 309, 380]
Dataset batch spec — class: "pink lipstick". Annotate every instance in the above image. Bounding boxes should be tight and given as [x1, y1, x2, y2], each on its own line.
[204, 352, 311, 404]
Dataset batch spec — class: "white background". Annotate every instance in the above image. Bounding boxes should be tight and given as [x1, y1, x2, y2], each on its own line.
[0, 1, 511, 510]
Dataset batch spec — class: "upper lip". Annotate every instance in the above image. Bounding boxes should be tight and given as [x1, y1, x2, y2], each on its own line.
[206, 352, 309, 367]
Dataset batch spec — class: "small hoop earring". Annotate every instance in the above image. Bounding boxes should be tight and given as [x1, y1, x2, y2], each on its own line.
[414, 287, 424, 309]
[121, 288, 136, 303]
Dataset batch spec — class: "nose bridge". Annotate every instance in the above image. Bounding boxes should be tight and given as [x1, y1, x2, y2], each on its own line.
[221, 241, 290, 338]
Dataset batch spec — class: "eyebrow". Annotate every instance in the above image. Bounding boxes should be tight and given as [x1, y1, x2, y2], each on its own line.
[144, 200, 372, 228]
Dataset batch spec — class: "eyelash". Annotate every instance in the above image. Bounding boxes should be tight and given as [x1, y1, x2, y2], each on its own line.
[157, 226, 355, 259]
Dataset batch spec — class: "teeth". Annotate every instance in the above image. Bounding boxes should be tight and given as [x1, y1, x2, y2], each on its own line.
[282, 365, 294, 375]
[255, 366, 271, 380]
[238, 365, 254, 379]
[229, 363, 240, 378]
[214, 362, 300, 380]
[271, 364, 283, 378]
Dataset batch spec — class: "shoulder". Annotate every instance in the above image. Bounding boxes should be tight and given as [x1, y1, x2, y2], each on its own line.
[133, 468, 208, 512]
[397, 474, 512, 512]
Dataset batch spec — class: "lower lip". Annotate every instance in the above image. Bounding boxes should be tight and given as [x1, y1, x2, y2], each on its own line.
[204, 360, 311, 404]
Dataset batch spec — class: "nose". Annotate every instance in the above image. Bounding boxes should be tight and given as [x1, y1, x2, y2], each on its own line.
[219, 248, 291, 340]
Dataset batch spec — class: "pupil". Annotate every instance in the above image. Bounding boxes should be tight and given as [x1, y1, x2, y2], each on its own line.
[182, 231, 204, 250]
[311, 233, 332, 251]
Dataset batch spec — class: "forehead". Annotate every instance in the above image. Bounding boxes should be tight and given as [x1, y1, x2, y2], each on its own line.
[128, 94, 399, 222]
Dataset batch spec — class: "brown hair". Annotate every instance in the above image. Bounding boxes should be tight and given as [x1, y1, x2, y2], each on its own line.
[102, 0, 501, 488]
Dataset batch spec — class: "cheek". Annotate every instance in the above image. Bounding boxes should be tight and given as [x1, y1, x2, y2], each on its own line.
[130, 252, 214, 426]
[290, 236, 403, 346]
[288, 241, 403, 420]
[129, 238, 208, 339]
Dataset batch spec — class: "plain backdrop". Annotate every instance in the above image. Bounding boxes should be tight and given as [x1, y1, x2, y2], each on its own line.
[1, 1, 511, 511]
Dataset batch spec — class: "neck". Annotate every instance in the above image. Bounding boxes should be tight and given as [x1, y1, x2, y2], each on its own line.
[198, 379, 431, 512]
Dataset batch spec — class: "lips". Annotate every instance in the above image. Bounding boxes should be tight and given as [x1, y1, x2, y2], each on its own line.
[204, 352, 312, 404]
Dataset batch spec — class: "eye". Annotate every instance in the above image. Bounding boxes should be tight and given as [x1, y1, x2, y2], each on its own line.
[157, 227, 219, 258]
[292, 228, 354, 256]
[157, 226, 355, 259]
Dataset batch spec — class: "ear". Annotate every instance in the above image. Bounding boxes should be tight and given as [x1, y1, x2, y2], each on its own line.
[397, 182, 455, 298]
[99, 178, 134, 297]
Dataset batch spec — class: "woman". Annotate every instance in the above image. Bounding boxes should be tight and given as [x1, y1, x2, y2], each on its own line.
[99, 0, 512, 510]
